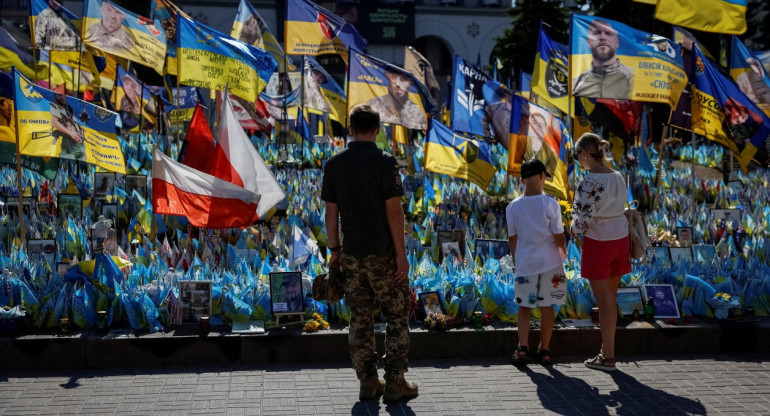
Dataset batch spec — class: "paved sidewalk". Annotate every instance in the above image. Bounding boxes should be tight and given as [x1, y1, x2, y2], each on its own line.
[1, 353, 769, 415]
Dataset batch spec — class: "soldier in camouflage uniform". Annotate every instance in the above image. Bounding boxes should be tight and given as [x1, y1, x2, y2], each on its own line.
[322, 104, 417, 402]
[86, 1, 133, 55]
[366, 70, 427, 131]
[34, 0, 79, 51]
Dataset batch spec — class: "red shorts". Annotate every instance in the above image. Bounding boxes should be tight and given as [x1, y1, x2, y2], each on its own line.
[581, 236, 631, 280]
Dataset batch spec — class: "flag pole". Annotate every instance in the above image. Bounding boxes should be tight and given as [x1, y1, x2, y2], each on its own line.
[139, 81, 146, 131]
[13, 80, 26, 246]
[75, 38, 84, 97]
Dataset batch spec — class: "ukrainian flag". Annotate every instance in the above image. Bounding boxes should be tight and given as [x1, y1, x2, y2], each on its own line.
[508, 95, 570, 200]
[348, 50, 433, 131]
[531, 25, 569, 114]
[232, 0, 294, 72]
[29, 0, 81, 52]
[177, 15, 277, 104]
[655, 0, 747, 35]
[150, 0, 186, 76]
[284, 0, 367, 61]
[0, 27, 44, 80]
[112, 65, 158, 131]
[13, 69, 127, 173]
[38, 50, 101, 92]
[690, 46, 770, 171]
[304, 55, 346, 123]
[518, 72, 531, 99]
[730, 36, 770, 116]
[424, 119, 495, 189]
[82, 0, 167, 74]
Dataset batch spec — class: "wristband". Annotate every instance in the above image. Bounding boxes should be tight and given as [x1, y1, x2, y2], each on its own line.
[329, 245, 342, 252]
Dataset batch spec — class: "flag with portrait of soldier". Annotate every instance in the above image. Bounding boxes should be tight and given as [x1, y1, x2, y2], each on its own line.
[112, 65, 159, 131]
[730, 36, 770, 117]
[82, 0, 167, 74]
[508, 95, 570, 200]
[690, 46, 770, 171]
[284, 0, 367, 62]
[13, 69, 126, 173]
[232, 0, 294, 72]
[348, 50, 434, 131]
[30, 0, 81, 52]
[303, 55, 346, 123]
[569, 15, 687, 107]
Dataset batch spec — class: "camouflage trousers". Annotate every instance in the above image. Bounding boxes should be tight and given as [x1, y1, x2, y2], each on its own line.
[343, 253, 411, 380]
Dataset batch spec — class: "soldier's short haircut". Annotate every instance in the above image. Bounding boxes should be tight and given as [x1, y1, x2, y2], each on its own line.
[349, 104, 380, 135]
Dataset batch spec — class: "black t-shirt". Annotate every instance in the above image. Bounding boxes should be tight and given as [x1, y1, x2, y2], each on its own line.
[321, 141, 404, 255]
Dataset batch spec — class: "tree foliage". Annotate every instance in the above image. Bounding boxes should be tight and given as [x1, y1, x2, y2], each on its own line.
[491, 0, 567, 87]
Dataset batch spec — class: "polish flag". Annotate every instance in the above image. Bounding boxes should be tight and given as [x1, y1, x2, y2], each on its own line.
[209, 94, 286, 220]
[152, 149, 262, 228]
[178, 102, 215, 173]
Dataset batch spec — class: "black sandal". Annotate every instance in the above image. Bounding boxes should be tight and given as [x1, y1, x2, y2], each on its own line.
[536, 349, 553, 366]
[511, 345, 529, 365]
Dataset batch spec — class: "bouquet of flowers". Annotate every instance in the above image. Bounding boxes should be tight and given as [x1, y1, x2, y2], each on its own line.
[302, 313, 330, 332]
[559, 200, 572, 231]
[706, 292, 741, 319]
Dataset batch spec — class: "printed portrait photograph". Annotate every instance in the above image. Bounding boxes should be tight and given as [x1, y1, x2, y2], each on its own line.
[26, 239, 56, 265]
[57, 194, 82, 218]
[94, 172, 116, 196]
[419, 291, 444, 316]
[676, 226, 693, 247]
[125, 175, 148, 197]
[643, 284, 680, 319]
[180, 281, 212, 324]
[270, 272, 304, 315]
[616, 287, 644, 316]
[101, 203, 119, 222]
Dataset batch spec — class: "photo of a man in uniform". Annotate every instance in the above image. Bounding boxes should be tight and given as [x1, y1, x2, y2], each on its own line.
[34, 0, 79, 51]
[483, 89, 512, 149]
[86, 0, 133, 54]
[573, 19, 633, 100]
[51, 93, 85, 159]
[366, 70, 426, 130]
[237, 15, 264, 47]
[523, 110, 560, 179]
[272, 273, 304, 313]
[119, 74, 142, 130]
[722, 97, 763, 152]
[304, 62, 330, 113]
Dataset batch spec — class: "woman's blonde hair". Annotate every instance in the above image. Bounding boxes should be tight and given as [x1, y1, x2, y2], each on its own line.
[575, 132, 610, 162]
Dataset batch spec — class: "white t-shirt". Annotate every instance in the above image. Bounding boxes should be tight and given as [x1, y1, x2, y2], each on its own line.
[570, 171, 628, 241]
[506, 194, 564, 276]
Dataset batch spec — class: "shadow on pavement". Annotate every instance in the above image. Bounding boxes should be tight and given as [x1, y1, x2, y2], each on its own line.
[351, 399, 416, 416]
[517, 364, 706, 415]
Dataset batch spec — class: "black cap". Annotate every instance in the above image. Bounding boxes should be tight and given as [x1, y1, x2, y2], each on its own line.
[520, 159, 551, 179]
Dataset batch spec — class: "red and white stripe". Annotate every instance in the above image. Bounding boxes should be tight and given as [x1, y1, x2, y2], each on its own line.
[152, 149, 261, 229]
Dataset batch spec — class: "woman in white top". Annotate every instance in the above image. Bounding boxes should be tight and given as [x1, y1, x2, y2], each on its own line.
[570, 133, 630, 372]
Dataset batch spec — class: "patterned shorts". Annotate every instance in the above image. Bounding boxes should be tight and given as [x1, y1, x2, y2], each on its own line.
[514, 265, 567, 308]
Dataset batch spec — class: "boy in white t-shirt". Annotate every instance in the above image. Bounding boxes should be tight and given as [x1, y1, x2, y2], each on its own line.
[506, 159, 567, 366]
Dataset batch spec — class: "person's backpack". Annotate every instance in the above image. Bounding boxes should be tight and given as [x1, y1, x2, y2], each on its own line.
[625, 201, 649, 262]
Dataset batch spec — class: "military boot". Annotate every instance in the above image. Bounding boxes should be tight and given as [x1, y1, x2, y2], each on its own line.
[383, 372, 418, 402]
[359, 375, 385, 400]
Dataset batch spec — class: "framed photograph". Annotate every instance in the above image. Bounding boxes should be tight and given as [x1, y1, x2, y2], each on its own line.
[26, 239, 56, 265]
[648, 246, 671, 265]
[669, 247, 693, 263]
[179, 281, 213, 324]
[676, 227, 693, 247]
[94, 172, 116, 196]
[56, 262, 69, 276]
[616, 287, 644, 316]
[441, 241, 461, 261]
[5, 197, 31, 215]
[418, 291, 444, 316]
[711, 209, 741, 228]
[57, 194, 82, 218]
[693, 245, 717, 263]
[727, 180, 743, 192]
[437, 229, 465, 261]
[475, 239, 510, 260]
[100, 204, 119, 223]
[642, 284, 680, 319]
[269, 272, 304, 315]
[125, 174, 148, 197]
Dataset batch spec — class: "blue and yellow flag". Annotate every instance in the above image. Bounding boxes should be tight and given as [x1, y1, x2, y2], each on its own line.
[167, 86, 198, 124]
[508, 95, 570, 200]
[82, 0, 167, 74]
[150, 0, 187, 76]
[30, 0, 80, 52]
[691, 46, 770, 171]
[424, 119, 495, 189]
[177, 15, 277, 104]
[348, 50, 433, 131]
[672, 26, 715, 60]
[284, 0, 367, 61]
[449, 54, 506, 137]
[730, 36, 770, 116]
[569, 15, 688, 106]
[518, 72, 531, 99]
[261, 87, 301, 120]
[532, 25, 569, 114]
[757, 51, 770, 75]
[112, 65, 158, 131]
[303, 55, 346, 122]
[656, 0, 747, 35]
[13, 69, 126, 173]
[0, 27, 43, 80]
[231, 0, 294, 72]
[38, 50, 101, 92]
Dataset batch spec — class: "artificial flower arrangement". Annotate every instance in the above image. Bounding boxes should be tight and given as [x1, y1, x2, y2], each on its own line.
[302, 313, 329, 332]
[706, 292, 741, 319]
